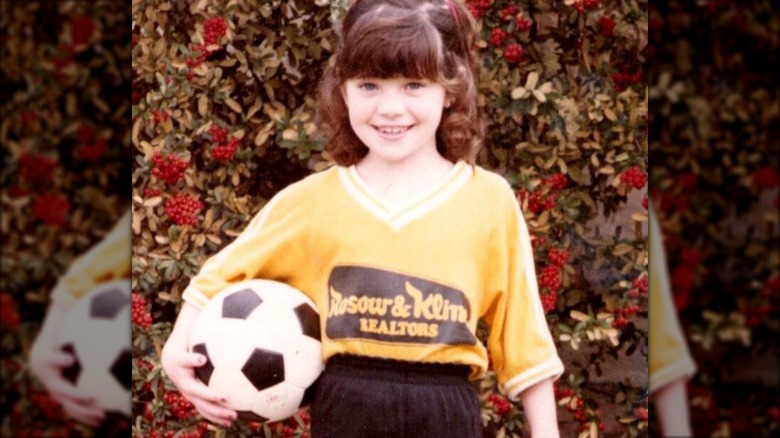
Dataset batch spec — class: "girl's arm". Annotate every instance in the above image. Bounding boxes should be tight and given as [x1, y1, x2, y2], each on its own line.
[651, 377, 693, 437]
[520, 377, 560, 438]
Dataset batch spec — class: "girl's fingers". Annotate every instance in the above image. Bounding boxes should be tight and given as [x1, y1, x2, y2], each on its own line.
[181, 381, 229, 405]
[48, 383, 97, 406]
[192, 400, 237, 428]
[47, 350, 75, 367]
[61, 400, 105, 427]
[180, 352, 209, 368]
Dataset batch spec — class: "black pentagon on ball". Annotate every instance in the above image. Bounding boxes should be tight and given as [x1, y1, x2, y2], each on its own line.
[222, 289, 263, 319]
[90, 288, 131, 319]
[110, 348, 132, 390]
[191, 343, 214, 385]
[60, 343, 82, 385]
[293, 303, 321, 341]
[236, 410, 269, 423]
[241, 348, 285, 391]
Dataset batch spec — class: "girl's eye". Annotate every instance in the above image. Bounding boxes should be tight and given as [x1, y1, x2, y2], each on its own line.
[358, 82, 378, 91]
[406, 82, 425, 90]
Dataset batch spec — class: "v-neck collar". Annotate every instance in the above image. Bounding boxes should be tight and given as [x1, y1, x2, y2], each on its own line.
[338, 161, 470, 230]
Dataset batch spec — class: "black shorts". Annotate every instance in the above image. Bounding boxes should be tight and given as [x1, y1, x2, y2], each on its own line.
[310, 354, 482, 438]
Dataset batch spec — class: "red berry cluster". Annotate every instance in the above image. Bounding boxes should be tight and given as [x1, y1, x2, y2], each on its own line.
[544, 173, 568, 191]
[212, 136, 240, 161]
[598, 15, 616, 37]
[745, 301, 774, 327]
[611, 70, 643, 91]
[487, 393, 512, 416]
[132, 293, 152, 328]
[548, 247, 569, 267]
[209, 124, 239, 161]
[71, 16, 96, 47]
[186, 17, 227, 76]
[32, 193, 70, 226]
[516, 17, 532, 33]
[151, 111, 169, 124]
[19, 152, 57, 185]
[77, 123, 96, 142]
[635, 406, 648, 421]
[76, 137, 107, 162]
[151, 153, 188, 185]
[612, 304, 640, 328]
[30, 390, 65, 420]
[164, 390, 196, 419]
[0, 293, 20, 330]
[627, 274, 648, 298]
[519, 189, 557, 214]
[642, 195, 648, 210]
[8, 187, 29, 198]
[465, 0, 493, 19]
[530, 232, 546, 251]
[490, 28, 507, 47]
[148, 428, 205, 438]
[554, 386, 604, 432]
[204, 17, 227, 46]
[53, 43, 75, 69]
[539, 266, 561, 291]
[751, 165, 778, 191]
[539, 265, 561, 312]
[500, 5, 518, 20]
[209, 124, 228, 143]
[144, 187, 162, 198]
[762, 276, 779, 299]
[21, 110, 38, 124]
[540, 290, 557, 313]
[503, 43, 526, 64]
[571, 0, 604, 14]
[165, 194, 204, 226]
[619, 165, 647, 190]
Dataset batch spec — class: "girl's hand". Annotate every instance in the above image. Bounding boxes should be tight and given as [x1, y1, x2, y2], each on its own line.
[29, 331, 106, 427]
[160, 301, 237, 428]
[160, 346, 238, 427]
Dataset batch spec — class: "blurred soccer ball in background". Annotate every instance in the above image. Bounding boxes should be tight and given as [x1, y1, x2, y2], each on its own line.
[57, 279, 132, 417]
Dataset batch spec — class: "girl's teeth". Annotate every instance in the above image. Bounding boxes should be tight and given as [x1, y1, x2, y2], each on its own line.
[379, 127, 406, 134]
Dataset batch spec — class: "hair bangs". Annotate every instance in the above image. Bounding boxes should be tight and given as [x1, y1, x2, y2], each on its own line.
[339, 12, 443, 81]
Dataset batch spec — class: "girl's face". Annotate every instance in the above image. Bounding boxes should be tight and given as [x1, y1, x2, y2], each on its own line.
[342, 76, 447, 166]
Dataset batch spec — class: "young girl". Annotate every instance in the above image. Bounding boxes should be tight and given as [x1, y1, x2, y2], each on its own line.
[161, 1, 564, 436]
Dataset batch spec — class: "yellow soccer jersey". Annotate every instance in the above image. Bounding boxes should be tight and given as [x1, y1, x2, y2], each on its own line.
[50, 210, 132, 308]
[183, 162, 564, 400]
[648, 206, 696, 392]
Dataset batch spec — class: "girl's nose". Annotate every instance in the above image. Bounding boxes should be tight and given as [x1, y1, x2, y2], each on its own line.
[376, 91, 404, 116]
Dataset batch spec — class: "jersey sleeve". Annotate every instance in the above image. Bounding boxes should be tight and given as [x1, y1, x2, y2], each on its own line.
[182, 184, 311, 310]
[483, 182, 564, 401]
[50, 210, 132, 308]
[648, 206, 696, 392]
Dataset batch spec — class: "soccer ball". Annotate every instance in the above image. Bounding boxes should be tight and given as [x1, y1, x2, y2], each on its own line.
[188, 280, 324, 423]
[56, 279, 131, 417]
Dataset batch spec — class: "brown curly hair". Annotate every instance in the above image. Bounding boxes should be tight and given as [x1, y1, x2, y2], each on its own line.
[316, 0, 484, 166]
